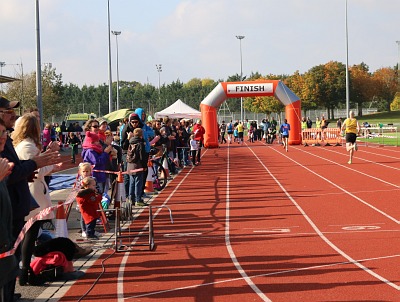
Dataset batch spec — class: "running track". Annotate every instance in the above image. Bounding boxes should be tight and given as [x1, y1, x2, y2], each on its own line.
[57, 141, 399, 301]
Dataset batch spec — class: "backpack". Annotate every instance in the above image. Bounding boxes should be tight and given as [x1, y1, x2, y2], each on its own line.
[126, 143, 140, 163]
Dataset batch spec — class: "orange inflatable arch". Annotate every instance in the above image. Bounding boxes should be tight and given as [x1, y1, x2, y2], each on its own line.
[200, 80, 302, 148]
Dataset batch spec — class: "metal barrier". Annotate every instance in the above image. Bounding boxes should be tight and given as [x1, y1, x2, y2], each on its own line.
[301, 128, 342, 146]
[113, 205, 173, 252]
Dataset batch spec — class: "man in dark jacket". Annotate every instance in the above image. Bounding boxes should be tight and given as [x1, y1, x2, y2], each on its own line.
[0, 96, 61, 302]
[120, 113, 143, 196]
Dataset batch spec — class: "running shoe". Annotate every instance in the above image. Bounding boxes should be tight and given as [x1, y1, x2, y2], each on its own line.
[135, 201, 147, 207]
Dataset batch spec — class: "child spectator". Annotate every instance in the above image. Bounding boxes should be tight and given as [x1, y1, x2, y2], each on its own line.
[76, 176, 102, 240]
[81, 130, 112, 194]
[127, 128, 147, 206]
[189, 134, 198, 166]
[42, 123, 52, 151]
[67, 132, 81, 164]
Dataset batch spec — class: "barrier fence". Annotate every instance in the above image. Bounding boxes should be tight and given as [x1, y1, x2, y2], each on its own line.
[301, 128, 342, 146]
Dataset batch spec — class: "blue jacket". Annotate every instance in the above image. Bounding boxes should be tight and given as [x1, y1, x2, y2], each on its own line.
[134, 108, 155, 153]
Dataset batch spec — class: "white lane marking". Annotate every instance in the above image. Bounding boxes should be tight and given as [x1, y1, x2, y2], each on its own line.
[287, 148, 400, 224]
[225, 144, 272, 301]
[249, 147, 400, 291]
[123, 253, 400, 299]
[117, 150, 208, 302]
[319, 147, 400, 172]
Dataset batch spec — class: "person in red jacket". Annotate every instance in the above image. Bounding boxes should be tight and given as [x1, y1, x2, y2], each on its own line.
[76, 176, 102, 240]
[192, 119, 205, 164]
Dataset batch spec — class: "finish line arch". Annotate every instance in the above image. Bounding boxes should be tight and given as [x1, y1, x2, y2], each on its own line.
[200, 80, 302, 148]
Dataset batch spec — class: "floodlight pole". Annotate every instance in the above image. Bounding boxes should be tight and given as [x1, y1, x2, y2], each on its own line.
[107, 0, 113, 113]
[236, 35, 245, 122]
[35, 0, 44, 129]
[396, 41, 400, 91]
[112, 30, 121, 110]
[156, 64, 162, 104]
[345, 0, 350, 118]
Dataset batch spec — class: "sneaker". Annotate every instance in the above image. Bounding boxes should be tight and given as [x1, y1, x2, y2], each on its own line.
[81, 231, 87, 238]
[348, 160, 352, 164]
[135, 201, 147, 207]
[87, 234, 99, 240]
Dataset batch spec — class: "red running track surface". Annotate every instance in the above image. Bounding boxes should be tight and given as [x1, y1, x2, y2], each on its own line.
[59, 141, 400, 301]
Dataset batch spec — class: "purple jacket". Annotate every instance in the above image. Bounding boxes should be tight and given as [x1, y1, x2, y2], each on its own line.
[81, 148, 109, 183]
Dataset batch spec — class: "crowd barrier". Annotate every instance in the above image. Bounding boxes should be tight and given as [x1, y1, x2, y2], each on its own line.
[301, 128, 342, 146]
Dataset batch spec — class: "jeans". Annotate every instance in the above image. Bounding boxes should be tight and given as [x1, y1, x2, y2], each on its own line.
[86, 218, 97, 237]
[129, 172, 144, 202]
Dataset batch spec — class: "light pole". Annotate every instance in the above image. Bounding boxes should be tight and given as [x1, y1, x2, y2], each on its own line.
[112, 30, 121, 110]
[156, 64, 162, 104]
[345, 0, 350, 118]
[35, 0, 44, 129]
[396, 41, 400, 91]
[236, 35, 245, 122]
[107, 0, 113, 113]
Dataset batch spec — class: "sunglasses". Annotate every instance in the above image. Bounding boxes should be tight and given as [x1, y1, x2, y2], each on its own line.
[91, 125, 99, 128]
[131, 120, 139, 124]
[0, 109, 15, 114]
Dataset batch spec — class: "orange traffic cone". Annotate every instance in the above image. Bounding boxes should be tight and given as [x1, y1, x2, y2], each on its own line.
[162, 157, 170, 179]
[55, 201, 68, 238]
[144, 159, 155, 194]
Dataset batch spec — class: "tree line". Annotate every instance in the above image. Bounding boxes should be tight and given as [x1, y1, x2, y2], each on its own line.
[3, 61, 399, 122]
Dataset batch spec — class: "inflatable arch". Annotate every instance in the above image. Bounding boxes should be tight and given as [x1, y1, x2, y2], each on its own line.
[200, 80, 302, 148]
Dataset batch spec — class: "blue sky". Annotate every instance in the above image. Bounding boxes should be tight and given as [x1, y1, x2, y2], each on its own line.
[1, 0, 399, 88]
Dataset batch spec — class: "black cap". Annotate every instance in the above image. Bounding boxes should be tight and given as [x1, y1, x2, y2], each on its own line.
[0, 96, 20, 109]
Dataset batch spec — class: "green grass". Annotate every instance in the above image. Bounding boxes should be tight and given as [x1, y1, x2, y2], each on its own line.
[328, 111, 400, 147]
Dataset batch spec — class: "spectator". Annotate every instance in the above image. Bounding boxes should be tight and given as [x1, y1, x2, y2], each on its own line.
[219, 120, 227, 144]
[192, 119, 205, 163]
[12, 114, 62, 286]
[127, 128, 147, 206]
[81, 119, 112, 194]
[306, 117, 313, 129]
[76, 176, 102, 240]
[0, 118, 18, 302]
[0, 97, 60, 301]
[189, 134, 198, 166]
[67, 132, 81, 164]
[121, 113, 143, 195]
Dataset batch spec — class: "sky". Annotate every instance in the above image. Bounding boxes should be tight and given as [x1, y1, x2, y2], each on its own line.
[1, 0, 400, 89]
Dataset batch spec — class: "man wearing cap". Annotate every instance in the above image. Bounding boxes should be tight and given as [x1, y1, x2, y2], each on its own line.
[0, 96, 61, 302]
[120, 113, 143, 195]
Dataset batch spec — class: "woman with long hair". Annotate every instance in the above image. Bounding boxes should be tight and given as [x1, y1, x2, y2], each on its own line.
[12, 113, 61, 285]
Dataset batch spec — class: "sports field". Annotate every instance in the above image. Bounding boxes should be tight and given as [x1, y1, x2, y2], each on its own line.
[36, 139, 399, 302]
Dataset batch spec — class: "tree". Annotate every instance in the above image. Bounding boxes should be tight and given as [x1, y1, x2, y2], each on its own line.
[349, 63, 375, 116]
[372, 67, 397, 112]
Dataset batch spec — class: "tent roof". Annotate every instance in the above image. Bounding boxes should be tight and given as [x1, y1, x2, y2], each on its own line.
[102, 108, 135, 123]
[0, 75, 20, 84]
[155, 99, 201, 119]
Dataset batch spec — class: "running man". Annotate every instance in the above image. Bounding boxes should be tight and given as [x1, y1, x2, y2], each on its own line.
[341, 110, 360, 164]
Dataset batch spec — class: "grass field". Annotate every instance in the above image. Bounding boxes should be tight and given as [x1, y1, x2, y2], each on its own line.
[328, 111, 400, 147]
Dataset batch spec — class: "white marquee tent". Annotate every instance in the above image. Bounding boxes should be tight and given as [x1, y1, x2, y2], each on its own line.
[154, 99, 201, 119]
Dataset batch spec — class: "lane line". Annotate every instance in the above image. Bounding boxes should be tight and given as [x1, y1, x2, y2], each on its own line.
[317, 146, 400, 172]
[285, 147, 400, 224]
[123, 253, 400, 299]
[225, 143, 272, 301]
[118, 149, 210, 302]
[248, 146, 400, 291]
